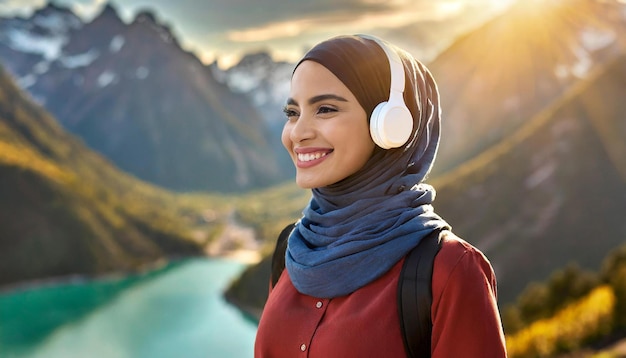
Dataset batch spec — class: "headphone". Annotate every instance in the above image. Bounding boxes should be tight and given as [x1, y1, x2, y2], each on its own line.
[358, 35, 413, 149]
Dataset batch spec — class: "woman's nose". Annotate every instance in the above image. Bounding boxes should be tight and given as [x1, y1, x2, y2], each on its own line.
[288, 115, 315, 143]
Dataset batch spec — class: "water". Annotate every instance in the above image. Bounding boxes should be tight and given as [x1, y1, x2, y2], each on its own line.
[0, 258, 258, 358]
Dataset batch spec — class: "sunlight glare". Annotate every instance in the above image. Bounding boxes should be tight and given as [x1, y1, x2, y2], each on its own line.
[436, 1, 464, 17]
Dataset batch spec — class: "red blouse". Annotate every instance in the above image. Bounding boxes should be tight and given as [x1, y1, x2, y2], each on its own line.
[255, 231, 507, 357]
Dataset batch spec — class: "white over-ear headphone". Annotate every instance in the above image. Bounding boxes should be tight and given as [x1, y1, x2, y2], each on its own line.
[358, 35, 413, 149]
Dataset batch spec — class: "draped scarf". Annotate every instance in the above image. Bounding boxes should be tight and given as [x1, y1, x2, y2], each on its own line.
[285, 35, 450, 298]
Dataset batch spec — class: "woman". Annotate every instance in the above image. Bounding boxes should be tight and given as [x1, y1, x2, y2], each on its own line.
[255, 34, 507, 357]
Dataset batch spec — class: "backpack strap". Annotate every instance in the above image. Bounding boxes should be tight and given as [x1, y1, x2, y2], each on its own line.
[270, 222, 295, 288]
[397, 228, 443, 358]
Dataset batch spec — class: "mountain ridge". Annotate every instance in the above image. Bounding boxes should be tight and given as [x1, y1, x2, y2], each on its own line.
[432, 51, 626, 303]
[0, 2, 289, 193]
[427, 0, 626, 177]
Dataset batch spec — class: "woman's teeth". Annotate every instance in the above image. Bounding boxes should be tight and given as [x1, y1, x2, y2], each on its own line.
[297, 152, 328, 162]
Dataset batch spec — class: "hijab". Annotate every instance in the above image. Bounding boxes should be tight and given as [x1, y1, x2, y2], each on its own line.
[285, 35, 450, 298]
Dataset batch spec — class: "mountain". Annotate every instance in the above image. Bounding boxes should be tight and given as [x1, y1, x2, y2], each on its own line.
[379, 2, 512, 65]
[0, 2, 82, 81]
[432, 51, 626, 303]
[0, 63, 208, 288]
[211, 52, 296, 177]
[0, 3, 289, 193]
[427, 0, 626, 176]
[213, 51, 293, 124]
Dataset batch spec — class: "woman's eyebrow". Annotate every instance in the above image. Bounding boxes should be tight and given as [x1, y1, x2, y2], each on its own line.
[286, 94, 348, 107]
[308, 94, 348, 104]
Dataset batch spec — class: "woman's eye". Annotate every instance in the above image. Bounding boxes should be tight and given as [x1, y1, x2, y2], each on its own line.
[283, 107, 299, 120]
[317, 106, 337, 114]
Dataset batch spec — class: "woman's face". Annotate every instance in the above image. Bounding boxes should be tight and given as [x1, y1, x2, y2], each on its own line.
[282, 60, 376, 189]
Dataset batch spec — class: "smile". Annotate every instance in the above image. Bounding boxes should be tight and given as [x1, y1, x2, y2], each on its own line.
[297, 152, 329, 162]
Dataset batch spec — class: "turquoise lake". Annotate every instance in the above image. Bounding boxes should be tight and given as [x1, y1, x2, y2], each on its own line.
[0, 258, 258, 358]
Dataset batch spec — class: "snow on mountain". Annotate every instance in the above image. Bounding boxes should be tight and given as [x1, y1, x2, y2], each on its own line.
[0, 3, 83, 92]
[0, 3, 81, 64]
[5, 27, 66, 59]
[59, 48, 99, 68]
[109, 34, 125, 52]
[213, 52, 294, 124]
[211, 52, 296, 178]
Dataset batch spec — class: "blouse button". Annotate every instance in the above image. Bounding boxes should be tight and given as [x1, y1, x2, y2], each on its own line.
[300, 343, 307, 351]
[315, 301, 323, 309]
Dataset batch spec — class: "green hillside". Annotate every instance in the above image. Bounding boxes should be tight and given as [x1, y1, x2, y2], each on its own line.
[0, 65, 231, 288]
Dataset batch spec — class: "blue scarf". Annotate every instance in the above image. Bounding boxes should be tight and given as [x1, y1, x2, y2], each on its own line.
[285, 37, 450, 298]
[286, 182, 448, 298]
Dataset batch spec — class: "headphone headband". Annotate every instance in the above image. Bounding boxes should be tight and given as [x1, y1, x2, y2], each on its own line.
[357, 34, 406, 99]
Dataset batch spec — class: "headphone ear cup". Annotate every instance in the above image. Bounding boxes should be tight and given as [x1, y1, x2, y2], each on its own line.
[369, 102, 387, 148]
[369, 102, 413, 149]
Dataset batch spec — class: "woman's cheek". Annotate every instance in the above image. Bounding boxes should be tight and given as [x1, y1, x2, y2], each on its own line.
[281, 122, 293, 153]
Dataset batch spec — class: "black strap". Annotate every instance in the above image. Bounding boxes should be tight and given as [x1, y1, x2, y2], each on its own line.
[270, 222, 295, 288]
[398, 229, 443, 358]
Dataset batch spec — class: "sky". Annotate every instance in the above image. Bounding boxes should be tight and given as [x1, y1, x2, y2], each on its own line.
[0, 0, 514, 68]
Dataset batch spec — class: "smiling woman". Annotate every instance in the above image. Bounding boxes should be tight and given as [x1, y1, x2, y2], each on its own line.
[254, 34, 507, 357]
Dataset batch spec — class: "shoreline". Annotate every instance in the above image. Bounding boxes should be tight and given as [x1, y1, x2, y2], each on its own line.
[225, 296, 263, 323]
[0, 257, 171, 295]
[224, 289, 263, 323]
[0, 250, 261, 295]
[217, 249, 262, 265]
[0, 251, 265, 330]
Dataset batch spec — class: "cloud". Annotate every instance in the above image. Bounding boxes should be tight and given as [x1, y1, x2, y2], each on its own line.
[113, 0, 398, 65]
[228, 21, 308, 43]
[0, 0, 46, 16]
[225, 1, 468, 44]
[0, 0, 108, 20]
[206, 1, 478, 68]
[61, 0, 108, 20]
[177, 0, 392, 35]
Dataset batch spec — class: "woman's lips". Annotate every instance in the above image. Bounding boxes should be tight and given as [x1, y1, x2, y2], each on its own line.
[294, 148, 333, 168]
